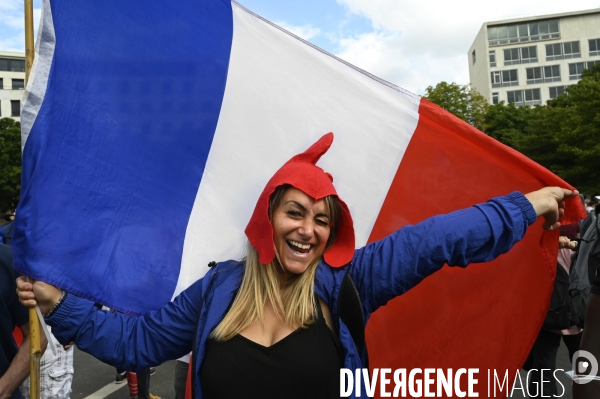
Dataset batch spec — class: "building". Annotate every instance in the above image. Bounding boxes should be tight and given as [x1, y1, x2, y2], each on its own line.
[468, 9, 600, 106]
[0, 51, 26, 121]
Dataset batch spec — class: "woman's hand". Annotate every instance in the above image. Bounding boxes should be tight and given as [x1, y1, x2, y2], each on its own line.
[524, 187, 579, 231]
[16, 277, 62, 316]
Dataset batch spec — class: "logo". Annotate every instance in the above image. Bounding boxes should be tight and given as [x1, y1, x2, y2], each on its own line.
[572, 350, 599, 384]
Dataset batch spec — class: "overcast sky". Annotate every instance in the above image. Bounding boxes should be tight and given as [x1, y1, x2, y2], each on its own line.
[1, 0, 599, 94]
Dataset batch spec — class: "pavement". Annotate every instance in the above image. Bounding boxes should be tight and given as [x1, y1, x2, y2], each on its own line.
[70, 348, 177, 399]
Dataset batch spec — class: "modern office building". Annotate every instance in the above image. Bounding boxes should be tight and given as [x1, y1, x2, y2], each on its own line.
[468, 9, 600, 106]
[0, 51, 26, 121]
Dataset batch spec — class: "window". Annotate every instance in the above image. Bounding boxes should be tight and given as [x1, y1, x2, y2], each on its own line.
[489, 50, 496, 67]
[10, 59, 25, 72]
[546, 41, 580, 60]
[543, 65, 561, 82]
[11, 100, 20, 117]
[539, 20, 559, 40]
[503, 46, 537, 65]
[504, 48, 520, 65]
[472, 50, 476, 65]
[507, 89, 541, 106]
[488, 19, 559, 46]
[491, 71, 501, 87]
[521, 46, 538, 63]
[527, 65, 560, 85]
[0, 78, 3, 90]
[569, 63, 584, 79]
[549, 85, 569, 99]
[490, 25, 508, 45]
[590, 39, 600, 57]
[524, 89, 541, 106]
[563, 41, 580, 58]
[502, 69, 518, 86]
[12, 79, 24, 90]
[588, 60, 600, 70]
[569, 62, 599, 80]
[491, 70, 518, 87]
[0, 58, 25, 72]
[492, 92, 499, 105]
[507, 90, 523, 105]
[526, 67, 543, 84]
[546, 43, 562, 60]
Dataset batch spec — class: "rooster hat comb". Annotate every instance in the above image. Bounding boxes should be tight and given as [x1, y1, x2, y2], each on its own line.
[245, 132, 355, 267]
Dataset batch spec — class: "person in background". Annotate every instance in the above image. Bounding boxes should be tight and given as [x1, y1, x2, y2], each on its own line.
[572, 203, 600, 399]
[0, 243, 46, 399]
[173, 354, 189, 399]
[0, 213, 14, 246]
[586, 196, 599, 215]
[19, 328, 74, 399]
[525, 223, 581, 397]
[123, 369, 160, 399]
[572, 287, 600, 399]
[584, 199, 593, 214]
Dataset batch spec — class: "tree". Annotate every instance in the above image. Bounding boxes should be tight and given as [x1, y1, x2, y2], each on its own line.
[545, 64, 600, 193]
[0, 118, 22, 211]
[482, 64, 600, 193]
[424, 82, 489, 130]
[482, 102, 532, 149]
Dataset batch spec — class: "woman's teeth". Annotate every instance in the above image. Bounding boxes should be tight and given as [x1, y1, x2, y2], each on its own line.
[288, 240, 311, 252]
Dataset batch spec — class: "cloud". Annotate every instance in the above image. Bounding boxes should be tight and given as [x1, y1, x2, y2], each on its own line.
[0, 0, 20, 11]
[332, 0, 600, 94]
[0, 11, 24, 30]
[0, 0, 25, 28]
[276, 21, 322, 41]
[0, 36, 25, 53]
[0, 16, 23, 30]
[0, 4, 42, 52]
[336, 31, 468, 95]
[34, 8, 41, 31]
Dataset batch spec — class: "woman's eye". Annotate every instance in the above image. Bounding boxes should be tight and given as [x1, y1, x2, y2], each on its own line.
[316, 219, 329, 226]
[287, 210, 302, 217]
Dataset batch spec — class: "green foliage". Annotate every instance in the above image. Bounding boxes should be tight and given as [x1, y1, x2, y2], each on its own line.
[482, 102, 531, 148]
[0, 118, 21, 211]
[480, 64, 600, 193]
[424, 82, 489, 130]
[548, 64, 600, 193]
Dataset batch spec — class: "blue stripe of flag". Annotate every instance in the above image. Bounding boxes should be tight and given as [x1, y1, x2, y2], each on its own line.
[14, 0, 233, 314]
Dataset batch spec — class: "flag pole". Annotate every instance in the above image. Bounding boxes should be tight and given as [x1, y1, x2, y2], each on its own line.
[24, 0, 34, 80]
[24, 1, 41, 399]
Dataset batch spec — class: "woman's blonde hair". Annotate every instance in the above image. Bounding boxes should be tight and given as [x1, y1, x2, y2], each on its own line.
[211, 185, 341, 341]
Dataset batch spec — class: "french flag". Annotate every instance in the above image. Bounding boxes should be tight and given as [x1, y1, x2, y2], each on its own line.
[15, 0, 585, 395]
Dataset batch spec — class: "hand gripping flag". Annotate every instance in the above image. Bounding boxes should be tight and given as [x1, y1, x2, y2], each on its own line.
[15, 1, 586, 397]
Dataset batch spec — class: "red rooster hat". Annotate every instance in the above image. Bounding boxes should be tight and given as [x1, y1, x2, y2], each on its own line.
[245, 133, 355, 267]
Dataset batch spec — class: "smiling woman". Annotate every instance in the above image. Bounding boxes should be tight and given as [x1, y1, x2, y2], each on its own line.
[209, 136, 351, 353]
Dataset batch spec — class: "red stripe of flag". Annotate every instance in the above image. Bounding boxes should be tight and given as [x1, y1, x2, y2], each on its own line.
[366, 98, 586, 398]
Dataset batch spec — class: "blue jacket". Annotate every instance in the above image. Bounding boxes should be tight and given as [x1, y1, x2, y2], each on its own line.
[47, 192, 537, 398]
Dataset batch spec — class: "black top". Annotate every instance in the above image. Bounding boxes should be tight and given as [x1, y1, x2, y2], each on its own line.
[0, 243, 27, 399]
[201, 301, 343, 399]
